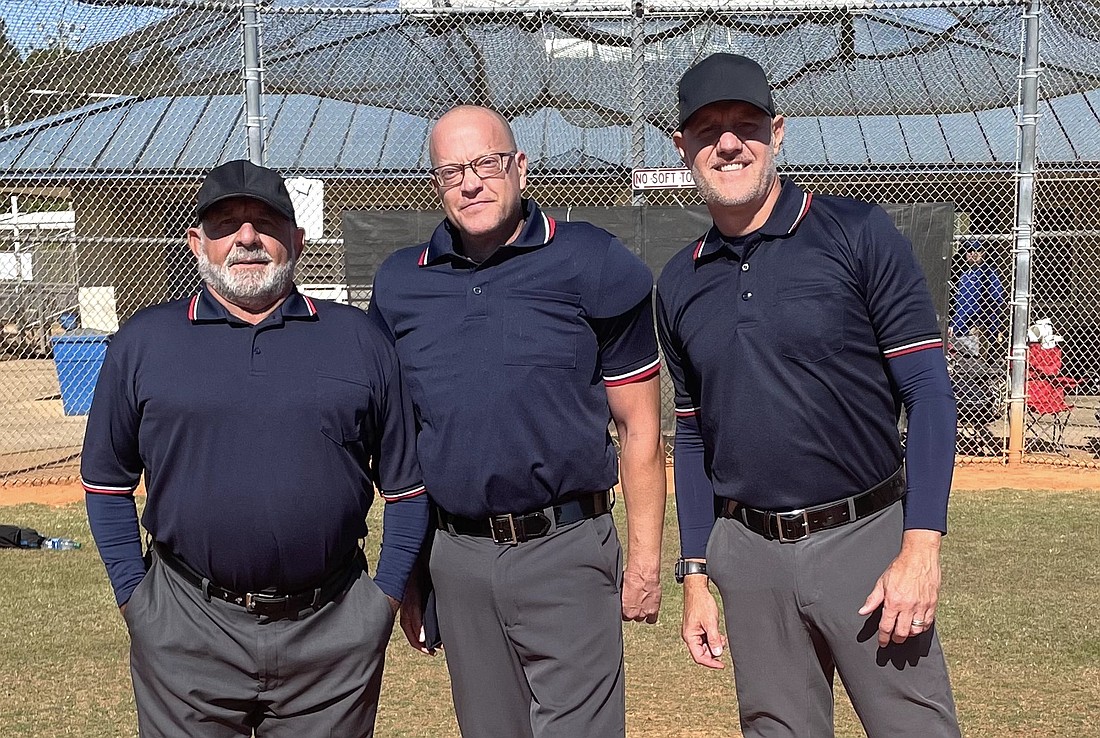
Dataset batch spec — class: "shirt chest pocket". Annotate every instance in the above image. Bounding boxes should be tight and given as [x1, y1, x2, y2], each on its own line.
[775, 287, 846, 363]
[315, 371, 374, 445]
[502, 289, 583, 369]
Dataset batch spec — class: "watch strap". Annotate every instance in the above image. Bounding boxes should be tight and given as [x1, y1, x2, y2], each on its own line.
[675, 558, 708, 583]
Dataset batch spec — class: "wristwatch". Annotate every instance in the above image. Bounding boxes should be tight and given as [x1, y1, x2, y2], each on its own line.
[674, 558, 708, 583]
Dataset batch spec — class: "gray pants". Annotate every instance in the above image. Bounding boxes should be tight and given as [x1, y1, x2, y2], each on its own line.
[707, 501, 960, 738]
[429, 514, 626, 738]
[123, 551, 395, 737]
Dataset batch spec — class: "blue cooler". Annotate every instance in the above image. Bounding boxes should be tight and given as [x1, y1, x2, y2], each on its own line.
[50, 330, 110, 416]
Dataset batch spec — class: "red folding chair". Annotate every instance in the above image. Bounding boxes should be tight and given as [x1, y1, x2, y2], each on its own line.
[1025, 343, 1078, 454]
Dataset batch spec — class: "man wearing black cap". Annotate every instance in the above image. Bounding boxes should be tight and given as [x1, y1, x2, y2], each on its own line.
[81, 159, 428, 736]
[657, 54, 961, 736]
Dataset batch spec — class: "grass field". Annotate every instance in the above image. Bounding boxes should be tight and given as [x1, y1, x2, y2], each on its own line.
[1, 490, 1098, 737]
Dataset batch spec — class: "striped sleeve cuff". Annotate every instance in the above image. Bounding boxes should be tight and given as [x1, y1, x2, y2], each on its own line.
[883, 337, 943, 359]
[603, 358, 661, 387]
[379, 483, 427, 502]
[82, 478, 139, 495]
[674, 405, 701, 418]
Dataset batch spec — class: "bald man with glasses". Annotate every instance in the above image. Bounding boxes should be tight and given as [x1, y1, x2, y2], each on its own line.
[367, 105, 666, 738]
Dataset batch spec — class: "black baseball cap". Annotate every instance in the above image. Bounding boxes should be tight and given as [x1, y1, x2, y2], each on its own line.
[677, 53, 776, 131]
[195, 159, 297, 224]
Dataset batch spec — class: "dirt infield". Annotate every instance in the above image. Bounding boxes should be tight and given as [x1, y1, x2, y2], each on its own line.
[3, 463, 1100, 508]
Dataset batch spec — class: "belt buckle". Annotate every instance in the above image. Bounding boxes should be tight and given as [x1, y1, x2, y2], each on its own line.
[244, 591, 287, 614]
[775, 509, 810, 542]
[489, 513, 520, 545]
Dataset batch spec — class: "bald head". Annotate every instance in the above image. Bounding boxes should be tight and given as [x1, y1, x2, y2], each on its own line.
[429, 106, 517, 166]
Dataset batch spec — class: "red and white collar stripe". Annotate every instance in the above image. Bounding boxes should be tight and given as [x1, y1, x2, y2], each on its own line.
[302, 295, 317, 316]
[692, 237, 707, 261]
[787, 191, 812, 234]
[187, 294, 199, 321]
[541, 213, 556, 242]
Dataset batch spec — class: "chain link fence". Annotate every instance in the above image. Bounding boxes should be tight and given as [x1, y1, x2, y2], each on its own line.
[1, 0, 1099, 482]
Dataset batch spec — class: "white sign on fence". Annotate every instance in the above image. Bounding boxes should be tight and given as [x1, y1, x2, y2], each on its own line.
[286, 177, 325, 239]
[631, 167, 696, 190]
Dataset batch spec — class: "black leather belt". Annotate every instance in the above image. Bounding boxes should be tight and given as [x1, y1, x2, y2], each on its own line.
[153, 541, 359, 617]
[718, 467, 906, 542]
[436, 491, 612, 545]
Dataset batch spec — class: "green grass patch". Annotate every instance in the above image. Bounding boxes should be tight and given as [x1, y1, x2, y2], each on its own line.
[0, 490, 1097, 736]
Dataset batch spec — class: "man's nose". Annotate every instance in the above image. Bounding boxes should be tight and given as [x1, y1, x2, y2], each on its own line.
[716, 130, 743, 153]
[235, 222, 262, 245]
[459, 165, 484, 194]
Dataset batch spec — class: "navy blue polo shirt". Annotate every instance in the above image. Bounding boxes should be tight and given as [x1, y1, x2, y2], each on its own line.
[368, 199, 660, 518]
[81, 288, 425, 594]
[657, 180, 944, 515]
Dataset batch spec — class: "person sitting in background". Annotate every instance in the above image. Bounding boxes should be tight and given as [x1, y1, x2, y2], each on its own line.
[950, 238, 1005, 359]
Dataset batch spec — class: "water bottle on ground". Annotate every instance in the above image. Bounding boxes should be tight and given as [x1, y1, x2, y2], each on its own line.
[41, 537, 81, 550]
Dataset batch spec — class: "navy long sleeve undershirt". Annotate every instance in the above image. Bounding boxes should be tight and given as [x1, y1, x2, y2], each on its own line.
[85, 492, 145, 606]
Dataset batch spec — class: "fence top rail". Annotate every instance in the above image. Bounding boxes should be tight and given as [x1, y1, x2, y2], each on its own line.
[94, 0, 240, 10]
[263, 0, 1025, 16]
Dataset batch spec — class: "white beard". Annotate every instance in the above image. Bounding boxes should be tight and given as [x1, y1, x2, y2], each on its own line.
[196, 245, 296, 311]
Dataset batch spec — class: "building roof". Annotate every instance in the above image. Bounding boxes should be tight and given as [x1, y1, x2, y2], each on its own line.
[1, 89, 1098, 177]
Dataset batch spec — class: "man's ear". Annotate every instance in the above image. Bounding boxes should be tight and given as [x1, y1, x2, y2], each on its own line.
[186, 226, 203, 259]
[771, 115, 785, 153]
[515, 149, 528, 191]
[293, 227, 306, 260]
[672, 131, 689, 167]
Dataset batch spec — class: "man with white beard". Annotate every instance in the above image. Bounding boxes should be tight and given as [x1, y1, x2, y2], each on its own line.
[81, 160, 428, 737]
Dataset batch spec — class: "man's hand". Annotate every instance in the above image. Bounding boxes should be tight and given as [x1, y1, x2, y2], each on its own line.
[681, 576, 725, 669]
[621, 560, 661, 623]
[398, 568, 437, 655]
[859, 529, 943, 646]
[607, 375, 666, 626]
[119, 603, 127, 618]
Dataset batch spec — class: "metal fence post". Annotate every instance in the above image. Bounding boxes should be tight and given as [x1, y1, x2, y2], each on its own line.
[242, 0, 265, 165]
[630, 0, 646, 254]
[1006, 0, 1041, 465]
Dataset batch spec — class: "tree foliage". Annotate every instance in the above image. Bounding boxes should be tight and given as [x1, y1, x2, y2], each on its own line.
[0, 19, 20, 77]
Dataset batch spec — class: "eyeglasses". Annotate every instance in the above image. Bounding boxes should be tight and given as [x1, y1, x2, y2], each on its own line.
[429, 152, 516, 188]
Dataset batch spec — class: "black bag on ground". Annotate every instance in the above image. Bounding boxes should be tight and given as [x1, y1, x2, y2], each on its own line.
[0, 524, 46, 549]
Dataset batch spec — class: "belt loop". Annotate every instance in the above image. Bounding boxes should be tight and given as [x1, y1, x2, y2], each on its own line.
[200, 577, 212, 602]
[542, 504, 559, 534]
[847, 495, 857, 522]
[311, 587, 322, 609]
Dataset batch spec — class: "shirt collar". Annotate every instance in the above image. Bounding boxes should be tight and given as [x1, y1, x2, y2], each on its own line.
[188, 285, 317, 324]
[692, 178, 814, 262]
[419, 198, 556, 267]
